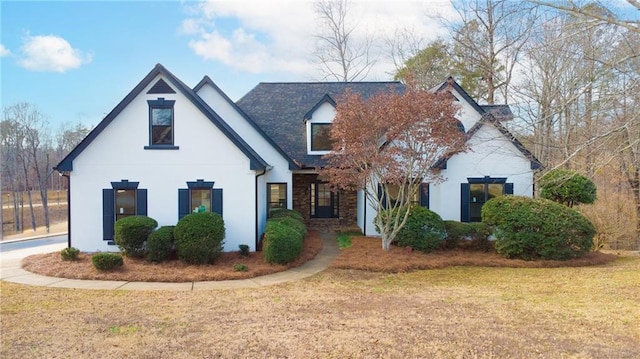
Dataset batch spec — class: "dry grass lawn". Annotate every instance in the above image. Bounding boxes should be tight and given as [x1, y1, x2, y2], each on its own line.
[2, 251, 639, 358]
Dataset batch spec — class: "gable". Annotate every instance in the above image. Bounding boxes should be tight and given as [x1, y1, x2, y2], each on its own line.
[56, 64, 269, 172]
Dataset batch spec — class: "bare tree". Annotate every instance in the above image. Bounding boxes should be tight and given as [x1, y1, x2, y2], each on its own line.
[442, 0, 539, 104]
[530, 0, 640, 34]
[313, 0, 376, 81]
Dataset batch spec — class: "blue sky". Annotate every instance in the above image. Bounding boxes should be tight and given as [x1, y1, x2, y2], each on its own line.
[1, 1, 638, 131]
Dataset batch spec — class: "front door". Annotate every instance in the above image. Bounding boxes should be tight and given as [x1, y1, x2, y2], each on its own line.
[311, 182, 339, 218]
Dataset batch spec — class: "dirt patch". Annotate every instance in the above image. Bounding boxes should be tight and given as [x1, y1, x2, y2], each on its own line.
[22, 231, 323, 282]
[330, 236, 617, 272]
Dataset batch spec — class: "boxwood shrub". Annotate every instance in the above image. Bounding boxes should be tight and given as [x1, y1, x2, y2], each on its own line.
[114, 215, 158, 258]
[174, 212, 225, 264]
[395, 206, 446, 253]
[92, 253, 124, 271]
[269, 216, 307, 239]
[482, 196, 595, 260]
[60, 247, 80, 261]
[263, 220, 303, 264]
[269, 208, 304, 222]
[146, 226, 175, 263]
[443, 221, 492, 251]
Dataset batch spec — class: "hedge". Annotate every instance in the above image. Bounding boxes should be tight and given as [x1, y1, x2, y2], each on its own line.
[114, 215, 158, 258]
[174, 212, 225, 264]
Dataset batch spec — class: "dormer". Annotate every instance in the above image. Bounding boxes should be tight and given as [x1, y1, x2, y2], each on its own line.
[304, 94, 337, 155]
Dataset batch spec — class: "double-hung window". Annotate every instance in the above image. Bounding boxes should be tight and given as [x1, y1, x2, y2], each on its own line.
[178, 179, 223, 219]
[102, 180, 147, 244]
[267, 183, 287, 217]
[310, 123, 332, 152]
[146, 98, 177, 149]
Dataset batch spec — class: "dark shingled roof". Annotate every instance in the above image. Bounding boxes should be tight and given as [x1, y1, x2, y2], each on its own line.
[480, 105, 513, 121]
[236, 82, 405, 169]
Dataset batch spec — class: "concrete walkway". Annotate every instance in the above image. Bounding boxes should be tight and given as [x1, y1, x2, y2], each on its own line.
[0, 232, 339, 291]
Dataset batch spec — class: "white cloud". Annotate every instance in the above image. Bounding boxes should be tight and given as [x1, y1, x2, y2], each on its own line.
[181, 0, 455, 80]
[18, 34, 92, 72]
[0, 44, 10, 57]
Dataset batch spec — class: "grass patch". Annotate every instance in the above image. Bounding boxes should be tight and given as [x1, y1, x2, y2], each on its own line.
[336, 230, 361, 249]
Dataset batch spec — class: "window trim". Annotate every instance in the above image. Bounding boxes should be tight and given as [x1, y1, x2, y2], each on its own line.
[307, 122, 333, 154]
[147, 98, 177, 148]
[267, 183, 288, 217]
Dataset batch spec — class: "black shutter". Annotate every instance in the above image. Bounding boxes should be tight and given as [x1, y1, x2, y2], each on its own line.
[103, 189, 115, 240]
[505, 183, 514, 195]
[212, 188, 223, 216]
[178, 189, 189, 219]
[136, 189, 147, 216]
[419, 183, 429, 209]
[378, 184, 387, 209]
[460, 183, 470, 222]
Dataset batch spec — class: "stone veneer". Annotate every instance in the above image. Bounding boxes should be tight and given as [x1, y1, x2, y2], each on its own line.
[292, 174, 360, 233]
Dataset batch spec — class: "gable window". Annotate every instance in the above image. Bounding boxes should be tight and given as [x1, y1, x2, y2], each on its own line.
[461, 177, 513, 222]
[267, 183, 287, 217]
[146, 98, 178, 149]
[310, 123, 332, 151]
[178, 179, 223, 219]
[102, 180, 147, 244]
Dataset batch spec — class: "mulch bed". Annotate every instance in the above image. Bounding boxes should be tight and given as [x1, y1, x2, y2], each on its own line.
[330, 236, 618, 272]
[22, 230, 323, 282]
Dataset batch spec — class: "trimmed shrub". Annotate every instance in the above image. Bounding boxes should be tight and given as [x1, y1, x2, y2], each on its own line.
[263, 220, 303, 264]
[92, 253, 124, 271]
[482, 196, 595, 260]
[174, 212, 225, 264]
[539, 169, 597, 207]
[443, 221, 492, 251]
[146, 226, 175, 263]
[239, 244, 250, 257]
[270, 216, 307, 238]
[395, 206, 446, 253]
[60, 247, 80, 261]
[269, 208, 304, 222]
[114, 215, 158, 258]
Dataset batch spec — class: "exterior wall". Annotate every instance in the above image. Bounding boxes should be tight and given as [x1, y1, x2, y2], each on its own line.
[196, 83, 293, 240]
[70, 74, 259, 252]
[429, 123, 534, 221]
[306, 102, 336, 155]
[292, 173, 358, 232]
[452, 88, 483, 131]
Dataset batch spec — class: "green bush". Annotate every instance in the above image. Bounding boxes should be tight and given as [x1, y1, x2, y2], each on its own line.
[269, 208, 304, 222]
[443, 221, 492, 251]
[270, 216, 307, 238]
[539, 169, 597, 207]
[174, 212, 225, 264]
[146, 226, 175, 263]
[394, 206, 446, 253]
[234, 263, 248, 272]
[263, 220, 303, 264]
[482, 196, 595, 260]
[114, 215, 158, 258]
[60, 247, 80, 261]
[92, 253, 124, 271]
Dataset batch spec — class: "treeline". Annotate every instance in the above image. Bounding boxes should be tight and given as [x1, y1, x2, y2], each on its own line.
[1, 103, 90, 235]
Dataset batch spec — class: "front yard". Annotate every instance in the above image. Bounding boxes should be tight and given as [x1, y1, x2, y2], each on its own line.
[1, 235, 638, 358]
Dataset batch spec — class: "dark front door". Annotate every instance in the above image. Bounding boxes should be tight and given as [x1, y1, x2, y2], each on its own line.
[311, 182, 338, 218]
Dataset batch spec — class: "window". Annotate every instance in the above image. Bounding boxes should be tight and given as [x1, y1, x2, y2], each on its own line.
[310, 123, 332, 151]
[267, 183, 287, 217]
[310, 182, 339, 218]
[146, 98, 177, 148]
[461, 177, 512, 222]
[178, 179, 223, 219]
[381, 183, 429, 209]
[102, 180, 147, 243]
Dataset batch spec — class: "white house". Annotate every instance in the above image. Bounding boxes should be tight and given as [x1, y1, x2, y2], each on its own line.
[56, 64, 541, 252]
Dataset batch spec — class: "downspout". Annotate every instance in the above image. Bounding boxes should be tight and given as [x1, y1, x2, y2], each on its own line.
[56, 169, 71, 248]
[255, 169, 267, 250]
[363, 179, 367, 236]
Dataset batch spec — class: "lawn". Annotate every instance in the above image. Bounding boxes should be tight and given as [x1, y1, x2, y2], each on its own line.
[2, 240, 639, 358]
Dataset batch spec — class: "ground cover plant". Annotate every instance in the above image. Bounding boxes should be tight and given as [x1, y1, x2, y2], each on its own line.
[3, 251, 638, 358]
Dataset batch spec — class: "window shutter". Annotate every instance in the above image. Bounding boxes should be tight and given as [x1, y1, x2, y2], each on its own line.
[505, 183, 514, 195]
[178, 189, 189, 219]
[136, 189, 147, 216]
[419, 183, 430, 209]
[460, 183, 470, 222]
[212, 188, 223, 217]
[378, 184, 387, 209]
[103, 189, 115, 240]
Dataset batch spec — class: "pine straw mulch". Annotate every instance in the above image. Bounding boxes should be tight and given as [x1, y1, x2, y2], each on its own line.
[330, 236, 618, 272]
[21, 231, 324, 282]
